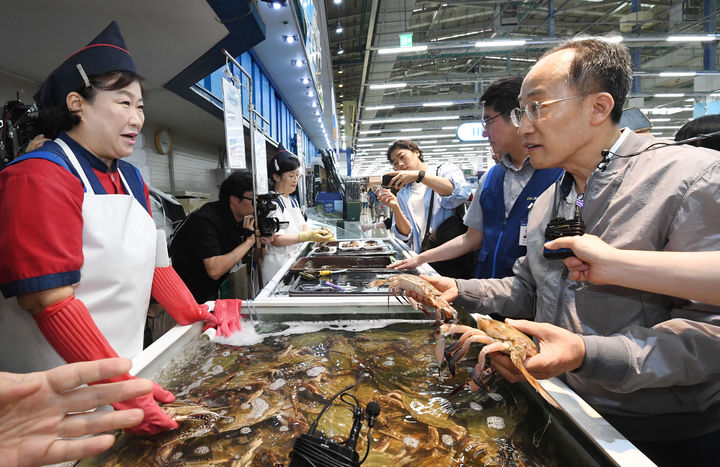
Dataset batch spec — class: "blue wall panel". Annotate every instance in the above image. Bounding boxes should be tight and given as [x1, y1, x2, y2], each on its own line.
[196, 51, 318, 162]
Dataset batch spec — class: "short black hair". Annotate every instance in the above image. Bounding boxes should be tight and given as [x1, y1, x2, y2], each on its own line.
[39, 70, 144, 139]
[480, 76, 523, 119]
[546, 39, 632, 123]
[219, 170, 253, 204]
[675, 114, 720, 151]
[386, 139, 423, 163]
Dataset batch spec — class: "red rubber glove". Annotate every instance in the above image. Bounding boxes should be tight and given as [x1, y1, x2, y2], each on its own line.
[152, 266, 217, 328]
[210, 299, 243, 337]
[35, 295, 179, 435]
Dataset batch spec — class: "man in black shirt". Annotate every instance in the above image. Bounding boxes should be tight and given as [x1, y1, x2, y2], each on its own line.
[170, 171, 271, 302]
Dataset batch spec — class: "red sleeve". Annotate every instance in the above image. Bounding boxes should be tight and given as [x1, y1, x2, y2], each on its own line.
[144, 182, 152, 219]
[0, 159, 84, 297]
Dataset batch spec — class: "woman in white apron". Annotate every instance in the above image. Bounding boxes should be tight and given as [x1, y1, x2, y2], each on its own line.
[261, 147, 334, 287]
[0, 22, 240, 436]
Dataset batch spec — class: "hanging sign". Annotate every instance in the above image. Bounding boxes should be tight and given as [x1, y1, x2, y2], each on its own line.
[221, 77, 246, 169]
[253, 129, 269, 194]
[399, 33, 413, 47]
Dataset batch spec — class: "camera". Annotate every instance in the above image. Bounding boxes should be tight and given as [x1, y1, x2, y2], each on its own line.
[543, 211, 585, 260]
[1, 99, 42, 167]
[254, 192, 289, 237]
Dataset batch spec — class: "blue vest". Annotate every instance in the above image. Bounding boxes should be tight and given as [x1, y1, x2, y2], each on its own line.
[475, 164, 563, 279]
[6, 138, 149, 213]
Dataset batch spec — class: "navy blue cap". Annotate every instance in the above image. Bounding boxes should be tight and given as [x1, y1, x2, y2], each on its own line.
[271, 144, 298, 171]
[34, 21, 137, 109]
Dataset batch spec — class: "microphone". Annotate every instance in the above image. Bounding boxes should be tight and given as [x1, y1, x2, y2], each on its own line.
[344, 406, 365, 451]
[597, 149, 612, 171]
[366, 401, 381, 428]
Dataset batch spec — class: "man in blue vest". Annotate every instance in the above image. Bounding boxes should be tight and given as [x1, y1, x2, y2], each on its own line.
[389, 77, 562, 278]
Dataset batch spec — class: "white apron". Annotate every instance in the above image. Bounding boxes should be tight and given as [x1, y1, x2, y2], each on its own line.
[261, 195, 306, 287]
[0, 139, 163, 373]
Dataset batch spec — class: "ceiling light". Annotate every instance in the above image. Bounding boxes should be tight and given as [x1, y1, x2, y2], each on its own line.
[571, 35, 623, 44]
[337, 45, 344, 55]
[283, 35, 298, 44]
[666, 35, 716, 42]
[307, 90, 314, 97]
[378, 45, 428, 55]
[649, 118, 671, 122]
[335, 22, 344, 34]
[365, 104, 395, 110]
[271, 0, 284, 9]
[339, 94, 344, 98]
[658, 72, 697, 77]
[474, 39, 526, 48]
[369, 83, 407, 90]
[311, 102, 317, 108]
[423, 101, 454, 107]
[334, 0, 342, 4]
[338, 67, 343, 74]
[361, 115, 460, 124]
[338, 83, 344, 88]
[654, 93, 685, 98]
[292, 59, 304, 67]
[301, 77, 310, 84]
[314, 110, 320, 115]
[401, 128, 422, 132]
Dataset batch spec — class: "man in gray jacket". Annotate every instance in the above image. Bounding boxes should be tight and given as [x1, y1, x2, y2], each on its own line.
[420, 39, 720, 466]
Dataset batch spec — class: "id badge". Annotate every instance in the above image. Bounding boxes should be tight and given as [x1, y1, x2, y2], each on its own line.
[519, 221, 528, 247]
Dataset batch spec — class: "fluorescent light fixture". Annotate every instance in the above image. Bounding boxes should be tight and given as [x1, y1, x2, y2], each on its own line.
[400, 128, 422, 132]
[369, 83, 407, 90]
[365, 104, 396, 110]
[423, 101, 454, 107]
[475, 39, 526, 48]
[659, 72, 697, 77]
[652, 126, 682, 129]
[442, 126, 458, 130]
[378, 45, 428, 55]
[649, 118, 670, 122]
[666, 35, 716, 42]
[358, 133, 456, 142]
[641, 107, 692, 115]
[432, 148, 448, 152]
[361, 115, 460, 124]
[654, 93, 685, 98]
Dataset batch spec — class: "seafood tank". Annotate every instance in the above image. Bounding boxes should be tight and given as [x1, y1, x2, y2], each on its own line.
[78, 321, 623, 466]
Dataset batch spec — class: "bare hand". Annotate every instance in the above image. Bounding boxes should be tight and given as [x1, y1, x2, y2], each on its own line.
[386, 170, 422, 191]
[404, 274, 458, 305]
[488, 319, 585, 382]
[544, 234, 618, 284]
[26, 134, 51, 153]
[0, 358, 152, 466]
[378, 189, 399, 210]
[387, 255, 423, 270]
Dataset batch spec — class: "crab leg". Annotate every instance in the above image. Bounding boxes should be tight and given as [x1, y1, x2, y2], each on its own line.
[445, 333, 496, 376]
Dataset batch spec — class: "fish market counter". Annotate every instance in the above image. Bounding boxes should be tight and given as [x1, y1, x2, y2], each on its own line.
[255, 236, 437, 316]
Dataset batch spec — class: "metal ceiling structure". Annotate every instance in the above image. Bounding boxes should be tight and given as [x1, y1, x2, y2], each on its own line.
[324, 0, 720, 176]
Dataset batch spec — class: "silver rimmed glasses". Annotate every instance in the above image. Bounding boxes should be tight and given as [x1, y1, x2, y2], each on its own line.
[510, 96, 582, 127]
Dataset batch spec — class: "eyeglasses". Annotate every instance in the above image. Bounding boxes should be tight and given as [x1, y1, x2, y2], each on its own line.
[510, 95, 582, 128]
[480, 112, 506, 130]
[241, 196, 254, 204]
[282, 172, 301, 181]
